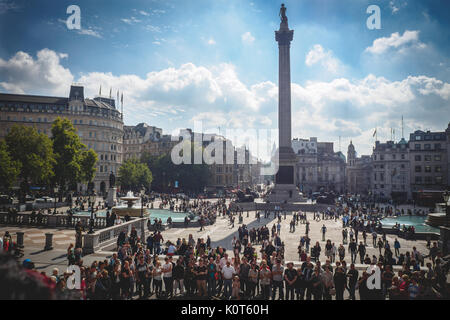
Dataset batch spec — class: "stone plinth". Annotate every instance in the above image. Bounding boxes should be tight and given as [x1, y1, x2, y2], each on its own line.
[107, 187, 117, 208]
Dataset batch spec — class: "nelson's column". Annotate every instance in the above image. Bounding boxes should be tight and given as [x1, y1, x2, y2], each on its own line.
[268, 4, 304, 203]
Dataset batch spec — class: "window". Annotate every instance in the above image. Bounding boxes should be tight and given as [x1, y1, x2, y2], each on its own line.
[435, 166, 442, 172]
[434, 155, 442, 161]
[380, 155, 384, 161]
[392, 154, 396, 160]
[424, 144, 431, 150]
[435, 143, 441, 150]
[415, 155, 421, 161]
[401, 164, 405, 169]
[424, 177, 432, 184]
[436, 176, 443, 184]
[424, 166, 431, 173]
[415, 166, 421, 172]
[415, 135, 421, 140]
[424, 155, 431, 161]
[415, 176, 422, 183]
[415, 144, 421, 150]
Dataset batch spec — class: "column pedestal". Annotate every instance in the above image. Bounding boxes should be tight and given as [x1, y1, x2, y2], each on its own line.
[107, 187, 117, 208]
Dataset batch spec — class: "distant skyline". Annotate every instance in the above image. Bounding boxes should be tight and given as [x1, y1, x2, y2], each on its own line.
[0, 0, 449, 158]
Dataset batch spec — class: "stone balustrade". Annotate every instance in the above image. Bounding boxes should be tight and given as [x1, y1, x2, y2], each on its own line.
[0, 211, 107, 229]
[82, 217, 147, 254]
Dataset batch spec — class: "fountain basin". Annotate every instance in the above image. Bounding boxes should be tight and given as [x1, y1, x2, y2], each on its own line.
[426, 213, 447, 227]
[381, 215, 440, 233]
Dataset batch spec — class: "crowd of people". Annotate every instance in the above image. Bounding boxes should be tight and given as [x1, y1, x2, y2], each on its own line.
[1, 194, 448, 300]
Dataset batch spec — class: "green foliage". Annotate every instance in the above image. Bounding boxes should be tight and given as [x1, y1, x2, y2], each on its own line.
[5, 125, 55, 195]
[51, 117, 98, 192]
[80, 149, 98, 184]
[0, 140, 21, 191]
[118, 158, 153, 191]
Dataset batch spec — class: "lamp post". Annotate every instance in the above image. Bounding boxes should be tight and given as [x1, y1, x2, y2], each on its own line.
[53, 187, 58, 214]
[444, 191, 450, 228]
[88, 191, 96, 234]
[140, 185, 146, 242]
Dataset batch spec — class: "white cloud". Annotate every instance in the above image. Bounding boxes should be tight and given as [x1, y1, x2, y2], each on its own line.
[389, 0, 407, 14]
[208, 38, 216, 45]
[1, 49, 449, 157]
[121, 16, 142, 25]
[365, 30, 425, 55]
[0, 0, 19, 14]
[241, 32, 255, 44]
[145, 25, 161, 33]
[139, 10, 149, 16]
[0, 49, 73, 95]
[305, 44, 341, 73]
[78, 28, 102, 39]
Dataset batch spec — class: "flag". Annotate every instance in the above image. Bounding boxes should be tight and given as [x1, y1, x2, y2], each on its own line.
[121, 93, 123, 105]
[109, 88, 112, 99]
[117, 90, 119, 103]
[373, 129, 377, 137]
[99, 85, 102, 96]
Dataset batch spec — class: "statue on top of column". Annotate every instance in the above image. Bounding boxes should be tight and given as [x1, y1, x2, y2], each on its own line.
[279, 4, 287, 23]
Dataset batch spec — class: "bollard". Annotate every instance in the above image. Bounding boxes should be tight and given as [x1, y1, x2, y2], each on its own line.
[44, 233, 53, 250]
[16, 231, 24, 248]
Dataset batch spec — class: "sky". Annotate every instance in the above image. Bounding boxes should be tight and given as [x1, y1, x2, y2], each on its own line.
[0, 0, 449, 161]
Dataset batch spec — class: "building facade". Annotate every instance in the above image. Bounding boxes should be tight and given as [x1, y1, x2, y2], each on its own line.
[0, 85, 124, 194]
[371, 139, 411, 202]
[346, 141, 372, 195]
[409, 130, 448, 194]
[123, 123, 163, 160]
[293, 137, 346, 195]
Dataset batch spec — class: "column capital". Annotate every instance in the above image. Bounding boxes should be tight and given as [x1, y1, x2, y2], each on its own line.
[275, 29, 294, 46]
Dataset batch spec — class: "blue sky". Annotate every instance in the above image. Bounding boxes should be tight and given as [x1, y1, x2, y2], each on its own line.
[0, 0, 449, 159]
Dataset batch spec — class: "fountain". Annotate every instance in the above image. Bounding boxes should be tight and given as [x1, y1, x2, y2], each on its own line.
[111, 191, 144, 217]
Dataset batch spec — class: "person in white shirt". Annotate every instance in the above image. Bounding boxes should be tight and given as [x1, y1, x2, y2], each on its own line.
[162, 257, 173, 298]
[219, 253, 230, 269]
[221, 260, 235, 299]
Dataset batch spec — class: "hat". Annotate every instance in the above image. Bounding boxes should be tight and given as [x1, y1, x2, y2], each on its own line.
[22, 259, 33, 269]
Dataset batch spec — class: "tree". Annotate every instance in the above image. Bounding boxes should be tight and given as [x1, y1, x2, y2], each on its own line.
[118, 158, 153, 191]
[51, 117, 97, 198]
[5, 125, 55, 202]
[80, 149, 98, 185]
[0, 140, 21, 192]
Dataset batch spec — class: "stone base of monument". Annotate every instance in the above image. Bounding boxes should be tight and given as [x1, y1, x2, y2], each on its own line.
[107, 187, 117, 208]
[267, 184, 306, 203]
